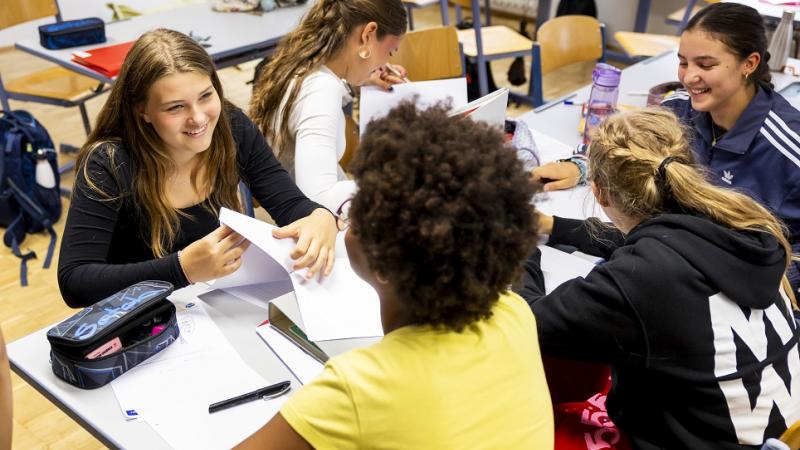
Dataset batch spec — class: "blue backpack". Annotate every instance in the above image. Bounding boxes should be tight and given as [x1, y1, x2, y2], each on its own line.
[0, 110, 62, 286]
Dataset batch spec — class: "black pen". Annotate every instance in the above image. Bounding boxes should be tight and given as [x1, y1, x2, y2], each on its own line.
[208, 380, 292, 414]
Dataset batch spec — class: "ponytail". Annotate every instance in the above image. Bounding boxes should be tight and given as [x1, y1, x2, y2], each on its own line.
[588, 108, 794, 271]
[249, 0, 407, 171]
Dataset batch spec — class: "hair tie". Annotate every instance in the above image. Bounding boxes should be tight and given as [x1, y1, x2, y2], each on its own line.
[656, 156, 689, 213]
[656, 156, 686, 185]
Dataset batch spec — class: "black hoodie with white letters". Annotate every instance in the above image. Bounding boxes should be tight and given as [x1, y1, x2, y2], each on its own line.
[517, 214, 800, 449]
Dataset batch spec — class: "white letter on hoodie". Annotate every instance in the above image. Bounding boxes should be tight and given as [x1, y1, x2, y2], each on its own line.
[709, 290, 800, 444]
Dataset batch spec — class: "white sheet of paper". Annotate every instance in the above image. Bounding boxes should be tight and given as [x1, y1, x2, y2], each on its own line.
[111, 301, 288, 449]
[217, 208, 383, 341]
[530, 129, 574, 163]
[359, 78, 468, 134]
[256, 324, 324, 385]
[221, 281, 294, 310]
[539, 245, 597, 294]
[449, 88, 508, 129]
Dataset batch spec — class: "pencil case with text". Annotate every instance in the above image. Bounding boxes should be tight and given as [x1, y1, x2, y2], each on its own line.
[38, 18, 106, 50]
[47, 280, 179, 389]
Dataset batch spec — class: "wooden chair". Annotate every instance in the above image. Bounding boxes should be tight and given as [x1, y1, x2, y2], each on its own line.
[0, 0, 109, 136]
[389, 26, 463, 81]
[402, 0, 449, 30]
[614, 31, 679, 60]
[665, 0, 720, 34]
[453, 0, 538, 105]
[531, 15, 606, 106]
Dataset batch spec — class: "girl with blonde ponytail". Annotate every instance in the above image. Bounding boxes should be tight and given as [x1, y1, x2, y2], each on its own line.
[250, 0, 407, 211]
[518, 108, 800, 448]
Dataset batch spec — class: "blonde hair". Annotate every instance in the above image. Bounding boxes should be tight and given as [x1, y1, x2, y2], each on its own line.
[588, 108, 795, 275]
[77, 29, 242, 258]
[249, 0, 406, 171]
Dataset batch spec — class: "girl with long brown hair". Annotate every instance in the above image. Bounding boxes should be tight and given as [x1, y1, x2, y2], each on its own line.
[250, 0, 408, 211]
[58, 29, 338, 307]
[519, 108, 800, 448]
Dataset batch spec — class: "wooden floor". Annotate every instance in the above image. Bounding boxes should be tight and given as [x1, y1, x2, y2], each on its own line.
[0, 5, 594, 449]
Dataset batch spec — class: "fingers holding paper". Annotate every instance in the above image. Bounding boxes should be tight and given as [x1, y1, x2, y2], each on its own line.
[272, 208, 338, 278]
[179, 225, 251, 283]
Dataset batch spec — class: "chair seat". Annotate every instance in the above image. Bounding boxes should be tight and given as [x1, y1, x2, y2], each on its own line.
[667, 4, 702, 24]
[614, 31, 679, 58]
[457, 26, 533, 58]
[4, 66, 102, 102]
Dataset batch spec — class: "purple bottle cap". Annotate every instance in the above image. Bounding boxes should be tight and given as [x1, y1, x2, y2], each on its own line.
[592, 63, 621, 88]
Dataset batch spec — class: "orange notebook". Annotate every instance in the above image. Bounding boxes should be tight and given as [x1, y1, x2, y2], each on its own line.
[71, 41, 135, 78]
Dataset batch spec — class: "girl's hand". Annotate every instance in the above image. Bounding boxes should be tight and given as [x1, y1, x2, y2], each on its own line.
[273, 208, 338, 278]
[363, 64, 408, 91]
[179, 225, 251, 283]
[531, 161, 581, 191]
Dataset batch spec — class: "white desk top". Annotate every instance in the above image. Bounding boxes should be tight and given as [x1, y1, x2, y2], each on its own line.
[518, 51, 800, 147]
[724, 0, 800, 22]
[15, 2, 312, 84]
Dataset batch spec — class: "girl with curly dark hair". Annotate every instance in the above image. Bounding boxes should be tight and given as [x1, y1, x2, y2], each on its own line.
[238, 102, 554, 449]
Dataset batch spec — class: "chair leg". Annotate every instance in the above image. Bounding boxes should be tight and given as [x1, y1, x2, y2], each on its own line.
[439, 0, 449, 26]
[405, 4, 415, 30]
[476, 55, 489, 98]
[530, 45, 544, 107]
[79, 103, 92, 135]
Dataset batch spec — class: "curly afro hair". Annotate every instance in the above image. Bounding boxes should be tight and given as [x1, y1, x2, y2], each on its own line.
[348, 101, 539, 331]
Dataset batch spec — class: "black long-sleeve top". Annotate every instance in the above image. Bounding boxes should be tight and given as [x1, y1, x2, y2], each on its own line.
[58, 107, 322, 308]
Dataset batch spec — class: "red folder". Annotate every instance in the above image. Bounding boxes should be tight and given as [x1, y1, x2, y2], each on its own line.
[71, 41, 135, 78]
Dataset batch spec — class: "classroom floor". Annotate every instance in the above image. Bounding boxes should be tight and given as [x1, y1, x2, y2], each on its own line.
[0, 4, 597, 449]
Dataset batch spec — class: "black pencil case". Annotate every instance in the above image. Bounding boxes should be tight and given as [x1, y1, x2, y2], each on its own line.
[47, 280, 180, 389]
[38, 18, 106, 50]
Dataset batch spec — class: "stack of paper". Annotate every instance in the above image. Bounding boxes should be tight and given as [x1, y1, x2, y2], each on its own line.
[111, 300, 287, 449]
[359, 78, 509, 133]
[214, 208, 384, 341]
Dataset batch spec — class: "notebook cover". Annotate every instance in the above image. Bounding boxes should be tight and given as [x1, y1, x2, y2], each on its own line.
[71, 41, 135, 78]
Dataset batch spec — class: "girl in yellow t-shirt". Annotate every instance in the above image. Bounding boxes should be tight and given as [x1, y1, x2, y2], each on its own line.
[237, 102, 554, 449]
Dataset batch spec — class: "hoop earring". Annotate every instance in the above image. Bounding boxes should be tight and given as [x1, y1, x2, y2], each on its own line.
[375, 273, 388, 284]
[744, 72, 750, 81]
[358, 47, 371, 59]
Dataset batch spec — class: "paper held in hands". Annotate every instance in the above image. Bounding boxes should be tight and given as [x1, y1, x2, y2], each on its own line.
[213, 208, 384, 342]
[359, 78, 509, 134]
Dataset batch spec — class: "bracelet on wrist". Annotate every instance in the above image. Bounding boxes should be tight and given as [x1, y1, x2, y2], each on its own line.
[557, 156, 588, 185]
[177, 250, 193, 284]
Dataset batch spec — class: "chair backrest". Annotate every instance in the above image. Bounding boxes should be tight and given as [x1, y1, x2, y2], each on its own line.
[780, 419, 800, 449]
[0, 0, 58, 30]
[537, 15, 604, 75]
[389, 26, 462, 82]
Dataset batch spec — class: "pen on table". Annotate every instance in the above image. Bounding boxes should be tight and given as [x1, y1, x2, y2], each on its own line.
[208, 380, 292, 414]
[385, 63, 410, 83]
[533, 93, 578, 113]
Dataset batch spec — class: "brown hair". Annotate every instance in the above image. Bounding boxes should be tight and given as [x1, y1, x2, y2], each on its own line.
[588, 108, 794, 272]
[685, 2, 772, 89]
[249, 0, 407, 171]
[76, 28, 241, 257]
[348, 102, 538, 331]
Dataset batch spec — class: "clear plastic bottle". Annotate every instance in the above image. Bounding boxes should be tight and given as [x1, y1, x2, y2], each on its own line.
[35, 148, 56, 189]
[767, 10, 795, 72]
[582, 63, 622, 145]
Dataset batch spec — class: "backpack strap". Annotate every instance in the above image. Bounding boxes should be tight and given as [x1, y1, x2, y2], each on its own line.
[4, 213, 36, 286]
[5, 177, 57, 268]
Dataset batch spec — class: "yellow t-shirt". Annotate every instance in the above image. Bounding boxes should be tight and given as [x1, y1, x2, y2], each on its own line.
[280, 292, 554, 449]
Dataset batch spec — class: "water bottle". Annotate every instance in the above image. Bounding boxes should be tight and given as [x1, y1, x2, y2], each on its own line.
[582, 63, 622, 145]
[35, 148, 56, 189]
[767, 10, 795, 72]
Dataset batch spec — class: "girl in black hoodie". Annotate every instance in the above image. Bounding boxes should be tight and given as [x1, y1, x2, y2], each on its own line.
[518, 108, 800, 449]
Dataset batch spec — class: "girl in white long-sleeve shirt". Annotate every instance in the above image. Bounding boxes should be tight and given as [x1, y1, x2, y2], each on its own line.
[250, 0, 408, 211]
